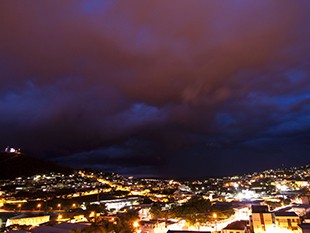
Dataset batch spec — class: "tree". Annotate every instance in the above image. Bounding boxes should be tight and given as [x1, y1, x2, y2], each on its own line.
[150, 205, 169, 219]
[169, 196, 212, 226]
[85, 210, 139, 233]
[88, 203, 107, 214]
[70, 225, 107, 233]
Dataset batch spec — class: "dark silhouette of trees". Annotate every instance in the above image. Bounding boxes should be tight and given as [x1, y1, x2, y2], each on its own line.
[151, 195, 234, 227]
[71, 210, 139, 233]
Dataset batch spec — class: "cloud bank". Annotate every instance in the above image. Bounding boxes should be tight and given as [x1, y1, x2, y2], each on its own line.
[1, 0, 310, 177]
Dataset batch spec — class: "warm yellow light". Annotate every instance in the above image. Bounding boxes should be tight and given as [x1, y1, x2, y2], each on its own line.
[213, 213, 217, 219]
[133, 221, 139, 228]
[89, 211, 95, 217]
[57, 203, 61, 207]
[58, 214, 62, 220]
[18, 204, 22, 208]
[37, 203, 41, 208]
[72, 203, 76, 208]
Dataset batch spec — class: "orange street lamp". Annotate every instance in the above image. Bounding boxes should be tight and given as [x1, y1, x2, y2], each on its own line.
[57, 214, 63, 221]
[213, 213, 217, 232]
[57, 203, 61, 211]
[89, 211, 95, 217]
[89, 211, 97, 222]
[37, 203, 41, 211]
[72, 203, 76, 208]
[18, 203, 22, 212]
[133, 221, 139, 228]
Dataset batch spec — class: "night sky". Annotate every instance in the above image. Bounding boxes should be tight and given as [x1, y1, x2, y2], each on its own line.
[1, 1, 310, 178]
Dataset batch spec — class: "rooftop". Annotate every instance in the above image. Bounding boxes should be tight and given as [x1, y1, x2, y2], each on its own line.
[274, 212, 298, 217]
[252, 205, 269, 213]
[222, 220, 248, 230]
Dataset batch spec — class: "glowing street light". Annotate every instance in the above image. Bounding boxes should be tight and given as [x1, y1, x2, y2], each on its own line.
[133, 221, 139, 228]
[57, 203, 61, 211]
[133, 221, 140, 233]
[37, 203, 41, 211]
[72, 203, 76, 208]
[18, 203, 22, 212]
[213, 213, 217, 232]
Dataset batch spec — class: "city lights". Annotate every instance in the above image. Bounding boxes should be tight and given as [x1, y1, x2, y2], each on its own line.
[133, 221, 140, 228]
[1, 1, 310, 232]
[0, 163, 309, 232]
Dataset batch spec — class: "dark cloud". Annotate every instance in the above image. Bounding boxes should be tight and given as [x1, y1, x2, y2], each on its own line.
[1, 0, 310, 178]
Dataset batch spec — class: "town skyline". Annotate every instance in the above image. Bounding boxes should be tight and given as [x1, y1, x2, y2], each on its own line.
[0, 156, 309, 232]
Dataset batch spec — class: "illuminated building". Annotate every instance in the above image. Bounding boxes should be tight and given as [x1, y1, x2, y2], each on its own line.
[274, 212, 300, 231]
[6, 214, 50, 227]
[140, 220, 166, 233]
[4, 147, 21, 153]
[138, 205, 152, 220]
[249, 205, 274, 233]
[91, 197, 142, 212]
[0, 198, 4, 208]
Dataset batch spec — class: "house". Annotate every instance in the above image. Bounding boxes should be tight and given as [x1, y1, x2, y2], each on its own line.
[6, 214, 50, 227]
[140, 220, 166, 233]
[274, 212, 300, 231]
[249, 205, 274, 233]
[221, 220, 248, 233]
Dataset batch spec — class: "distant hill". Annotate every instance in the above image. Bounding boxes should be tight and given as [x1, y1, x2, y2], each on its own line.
[0, 152, 73, 179]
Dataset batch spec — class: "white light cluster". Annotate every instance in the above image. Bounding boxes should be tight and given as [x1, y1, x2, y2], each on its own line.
[276, 184, 288, 192]
[236, 190, 259, 200]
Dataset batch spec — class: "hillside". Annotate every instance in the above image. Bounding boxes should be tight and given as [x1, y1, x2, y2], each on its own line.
[0, 152, 72, 179]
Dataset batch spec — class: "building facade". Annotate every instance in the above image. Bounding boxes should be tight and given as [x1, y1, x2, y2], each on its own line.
[6, 215, 50, 227]
[249, 206, 274, 233]
[275, 212, 300, 231]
